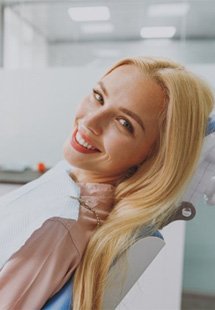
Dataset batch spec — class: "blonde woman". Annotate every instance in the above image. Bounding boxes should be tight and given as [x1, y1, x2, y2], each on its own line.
[0, 57, 214, 309]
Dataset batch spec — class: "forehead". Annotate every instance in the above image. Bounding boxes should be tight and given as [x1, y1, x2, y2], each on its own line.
[100, 64, 165, 122]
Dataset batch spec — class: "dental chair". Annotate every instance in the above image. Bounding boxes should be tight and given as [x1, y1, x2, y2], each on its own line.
[42, 202, 196, 310]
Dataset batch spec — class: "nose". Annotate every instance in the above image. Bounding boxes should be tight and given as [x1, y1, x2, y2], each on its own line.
[81, 110, 107, 136]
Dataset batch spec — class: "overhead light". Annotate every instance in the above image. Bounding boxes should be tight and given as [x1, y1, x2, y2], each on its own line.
[140, 26, 176, 39]
[81, 23, 114, 34]
[148, 3, 190, 17]
[68, 6, 110, 22]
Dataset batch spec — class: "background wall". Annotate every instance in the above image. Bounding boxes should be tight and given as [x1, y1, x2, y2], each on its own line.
[48, 40, 215, 67]
[0, 65, 103, 168]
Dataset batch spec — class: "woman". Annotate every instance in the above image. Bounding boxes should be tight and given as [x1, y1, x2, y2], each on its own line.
[0, 56, 214, 309]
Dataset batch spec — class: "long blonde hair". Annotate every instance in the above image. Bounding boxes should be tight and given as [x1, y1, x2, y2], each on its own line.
[73, 57, 214, 309]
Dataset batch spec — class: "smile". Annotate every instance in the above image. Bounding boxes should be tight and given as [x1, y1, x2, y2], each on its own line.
[75, 131, 97, 150]
[70, 129, 100, 154]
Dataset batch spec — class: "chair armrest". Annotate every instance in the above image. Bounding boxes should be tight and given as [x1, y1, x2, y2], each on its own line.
[160, 201, 196, 229]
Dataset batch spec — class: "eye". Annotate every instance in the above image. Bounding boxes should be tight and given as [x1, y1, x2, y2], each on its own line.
[92, 89, 104, 105]
[118, 118, 134, 133]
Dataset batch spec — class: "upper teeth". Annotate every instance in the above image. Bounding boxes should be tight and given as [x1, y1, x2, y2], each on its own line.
[76, 131, 96, 150]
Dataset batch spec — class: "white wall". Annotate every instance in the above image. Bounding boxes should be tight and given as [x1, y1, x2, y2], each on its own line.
[0, 5, 3, 66]
[3, 6, 48, 69]
[0, 65, 104, 168]
[48, 40, 215, 67]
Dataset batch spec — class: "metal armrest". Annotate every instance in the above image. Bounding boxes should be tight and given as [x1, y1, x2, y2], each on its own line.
[160, 201, 196, 229]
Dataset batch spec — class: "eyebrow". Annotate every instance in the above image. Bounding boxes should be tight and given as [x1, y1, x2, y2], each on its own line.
[98, 81, 145, 132]
[98, 81, 108, 97]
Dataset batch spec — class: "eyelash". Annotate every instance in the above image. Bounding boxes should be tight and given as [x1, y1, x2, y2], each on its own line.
[92, 89, 134, 134]
[92, 89, 104, 104]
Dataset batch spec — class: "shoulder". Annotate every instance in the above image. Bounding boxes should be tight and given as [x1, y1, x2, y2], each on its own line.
[15, 217, 82, 260]
[46, 216, 76, 232]
[42, 216, 77, 234]
[41, 217, 82, 258]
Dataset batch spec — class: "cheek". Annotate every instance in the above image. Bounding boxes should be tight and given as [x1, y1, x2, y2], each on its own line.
[103, 132, 137, 159]
[105, 132, 152, 165]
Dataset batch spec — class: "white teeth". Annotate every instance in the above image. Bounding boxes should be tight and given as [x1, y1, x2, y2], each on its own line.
[75, 131, 96, 150]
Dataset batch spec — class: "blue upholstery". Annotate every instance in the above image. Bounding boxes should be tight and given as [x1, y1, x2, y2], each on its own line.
[206, 116, 215, 136]
[42, 231, 163, 310]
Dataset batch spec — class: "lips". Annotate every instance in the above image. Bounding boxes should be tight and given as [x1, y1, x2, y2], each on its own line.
[71, 128, 100, 154]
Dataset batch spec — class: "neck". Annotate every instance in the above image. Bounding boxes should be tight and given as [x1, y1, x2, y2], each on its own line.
[69, 168, 125, 186]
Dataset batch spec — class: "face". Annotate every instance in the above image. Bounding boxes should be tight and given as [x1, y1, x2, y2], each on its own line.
[63, 64, 165, 184]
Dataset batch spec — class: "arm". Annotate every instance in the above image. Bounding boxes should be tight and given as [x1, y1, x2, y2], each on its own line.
[0, 183, 114, 310]
[0, 218, 80, 310]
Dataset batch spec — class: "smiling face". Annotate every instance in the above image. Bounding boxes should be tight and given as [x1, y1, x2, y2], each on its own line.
[63, 64, 165, 184]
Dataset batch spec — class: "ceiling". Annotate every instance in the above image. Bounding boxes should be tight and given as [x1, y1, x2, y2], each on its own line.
[1, 0, 215, 43]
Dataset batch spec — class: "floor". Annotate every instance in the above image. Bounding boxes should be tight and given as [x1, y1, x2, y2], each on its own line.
[182, 292, 215, 310]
